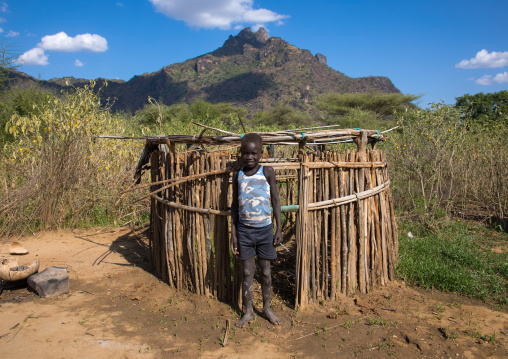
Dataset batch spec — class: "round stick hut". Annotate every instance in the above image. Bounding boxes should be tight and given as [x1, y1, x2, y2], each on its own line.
[130, 125, 398, 309]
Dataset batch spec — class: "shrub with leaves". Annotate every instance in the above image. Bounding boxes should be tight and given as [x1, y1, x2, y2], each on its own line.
[388, 103, 508, 224]
[0, 81, 140, 236]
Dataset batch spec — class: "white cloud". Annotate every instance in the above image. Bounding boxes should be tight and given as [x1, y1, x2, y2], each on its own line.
[474, 72, 508, 85]
[5, 30, 18, 37]
[0, 2, 7, 13]
[18, 31, 108, 66]
[0, 28, 3, 34]
[116, 2, 124, 6]
[148, 0, 288, 30]
[38, 32, 108, 52]
[0, 17, 6, 23]
[17, 48, 49, 66]
[456, 49, 508, 69]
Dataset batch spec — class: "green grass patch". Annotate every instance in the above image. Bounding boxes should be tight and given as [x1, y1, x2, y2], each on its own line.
[396, 221, 508, 305]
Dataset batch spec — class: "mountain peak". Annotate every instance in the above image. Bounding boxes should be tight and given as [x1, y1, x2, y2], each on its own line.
[212, 27, 269, 57]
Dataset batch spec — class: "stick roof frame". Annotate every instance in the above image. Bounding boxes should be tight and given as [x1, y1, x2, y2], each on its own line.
[95, 124, 396, 148]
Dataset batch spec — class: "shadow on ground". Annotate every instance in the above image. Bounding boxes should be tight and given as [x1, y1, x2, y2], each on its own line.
[74, 228, 152, 273]
[104, 228, 151, 272]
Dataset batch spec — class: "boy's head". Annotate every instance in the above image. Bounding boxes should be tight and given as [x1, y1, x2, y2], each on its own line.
[240, 133, 263, 169]
[240, 133, 263, 151]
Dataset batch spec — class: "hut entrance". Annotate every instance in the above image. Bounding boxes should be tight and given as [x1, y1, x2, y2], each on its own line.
[145, 127, 397, 309]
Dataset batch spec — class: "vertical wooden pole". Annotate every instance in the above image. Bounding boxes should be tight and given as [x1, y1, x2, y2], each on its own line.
[327, 151, 335, 300]
[159, 149, 168, 283]
[381, 152, 396, 280]
[354, 131, 368, 294]
[296, 142, 309, 308]
[338, 153, 348, 294]
[150, 150, 159, 276]
[194, 156, 204, 294]
[334, 152, 341, 296]
[347, 150, 356, 295]
[165, 142, 176, 287]
[374, 152, 389, 285]
[311, 154, 317, 302]
[201, 154, 211, 297]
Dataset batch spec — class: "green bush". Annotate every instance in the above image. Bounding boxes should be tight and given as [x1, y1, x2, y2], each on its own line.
[0, 81, 141, 235]
[252, 104, 315, 129]
[387, 103, 508, 223]
[0, 84, 56, 141]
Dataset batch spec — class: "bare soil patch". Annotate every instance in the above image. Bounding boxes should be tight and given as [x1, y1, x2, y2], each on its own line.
[1, 228, 507, 358]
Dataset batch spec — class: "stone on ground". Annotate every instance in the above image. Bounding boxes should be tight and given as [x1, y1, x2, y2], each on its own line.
[27, 266, 69, 297]
[9, 242, 28, 255]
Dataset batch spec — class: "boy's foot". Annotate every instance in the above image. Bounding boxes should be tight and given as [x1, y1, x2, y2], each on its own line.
[262, 309, 282, 325]
[235, 313, 254, 328]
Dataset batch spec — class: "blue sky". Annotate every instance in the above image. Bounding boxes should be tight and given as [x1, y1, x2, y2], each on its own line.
[3, 0, 508, 107]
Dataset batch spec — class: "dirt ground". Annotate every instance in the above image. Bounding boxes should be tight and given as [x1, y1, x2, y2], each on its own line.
[1, 227, 507, 359]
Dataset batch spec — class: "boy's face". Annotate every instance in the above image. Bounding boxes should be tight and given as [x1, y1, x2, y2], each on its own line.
[241, 141, 262, 169]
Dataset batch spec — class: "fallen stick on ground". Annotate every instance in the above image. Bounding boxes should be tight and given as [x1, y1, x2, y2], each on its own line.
[295, 316, 366, 340]
[295, 323, 344, 340]
[222, 319, 230, 347]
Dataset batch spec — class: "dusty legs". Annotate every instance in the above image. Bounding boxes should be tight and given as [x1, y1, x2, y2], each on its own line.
[236, 257, 282, 327]
[259, 258, 282, 325]
[236, 256, 255, 327]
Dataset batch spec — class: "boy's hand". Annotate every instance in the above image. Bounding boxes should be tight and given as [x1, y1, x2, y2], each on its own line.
[274, 230, 283, 246]
[231, 234, 239, 257]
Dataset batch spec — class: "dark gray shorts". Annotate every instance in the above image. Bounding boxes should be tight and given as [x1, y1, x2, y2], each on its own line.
[237, 222, 276, 260]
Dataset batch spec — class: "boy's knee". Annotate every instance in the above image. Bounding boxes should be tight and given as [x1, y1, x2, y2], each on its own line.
[260, 266, 271, 279]
[243, 266, 254, 278]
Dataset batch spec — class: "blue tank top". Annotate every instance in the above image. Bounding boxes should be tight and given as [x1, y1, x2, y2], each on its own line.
[237, 166, 272, 227]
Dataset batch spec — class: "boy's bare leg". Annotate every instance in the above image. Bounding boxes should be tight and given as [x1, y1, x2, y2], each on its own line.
[259, 258, 282, 325]
[236, 256, 255, 327]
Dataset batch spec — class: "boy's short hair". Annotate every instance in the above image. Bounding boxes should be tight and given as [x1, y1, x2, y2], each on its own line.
[240, 133, 263, 150]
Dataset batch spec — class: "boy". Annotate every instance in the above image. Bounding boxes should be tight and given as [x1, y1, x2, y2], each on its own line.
[230, 133, 283, 327]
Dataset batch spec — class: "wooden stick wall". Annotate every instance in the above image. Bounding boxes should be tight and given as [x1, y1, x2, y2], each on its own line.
[150, 148, 238, 303]
[294, 145, 398, 308]
[149, 132, 398, 309]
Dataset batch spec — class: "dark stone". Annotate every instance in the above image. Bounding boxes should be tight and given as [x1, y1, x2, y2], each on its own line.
[315, 53, 327, 64]
[27, 266, 69, 298]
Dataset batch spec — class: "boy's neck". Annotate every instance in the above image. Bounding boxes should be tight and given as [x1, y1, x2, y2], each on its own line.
[242, 163, 261, 176]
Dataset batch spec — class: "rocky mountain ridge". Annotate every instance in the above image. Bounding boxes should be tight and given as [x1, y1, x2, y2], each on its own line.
[6, 27, 400, 114]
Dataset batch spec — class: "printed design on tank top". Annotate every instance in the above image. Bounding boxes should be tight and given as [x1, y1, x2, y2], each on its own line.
[238, 165, 272, 227]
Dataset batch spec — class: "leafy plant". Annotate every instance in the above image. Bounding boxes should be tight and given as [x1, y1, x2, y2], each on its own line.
[0, 81, 141, 235]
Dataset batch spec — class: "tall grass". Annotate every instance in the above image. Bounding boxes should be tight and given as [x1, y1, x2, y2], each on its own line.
[386, 103, 508, 227]
[0, 82, 141, 236]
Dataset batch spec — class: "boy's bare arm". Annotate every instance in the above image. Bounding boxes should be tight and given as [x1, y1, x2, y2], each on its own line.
[230, 171, 239, 256]
[265, 166, 283, 246]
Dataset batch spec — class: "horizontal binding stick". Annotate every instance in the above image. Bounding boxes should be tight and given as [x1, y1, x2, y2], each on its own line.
[308, 180, 390, 210]
[152, 195, 231, 216]
[124, 167, 230, 193]
[306, 161, 387, 169]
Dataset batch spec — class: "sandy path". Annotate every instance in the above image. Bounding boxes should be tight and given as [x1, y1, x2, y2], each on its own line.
[1, 227, 507, 358]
